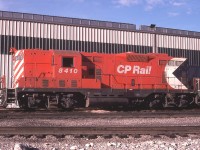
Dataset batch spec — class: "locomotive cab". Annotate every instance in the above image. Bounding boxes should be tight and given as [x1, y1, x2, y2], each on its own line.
[52, 50, 101, 90]
[12, 49, 102, 109]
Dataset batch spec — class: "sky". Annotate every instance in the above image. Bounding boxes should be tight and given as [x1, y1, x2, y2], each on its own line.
[0, 0, 200, 32]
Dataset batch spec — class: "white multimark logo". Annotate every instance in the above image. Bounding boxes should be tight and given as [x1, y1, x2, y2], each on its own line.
[117, 65, 152, 74]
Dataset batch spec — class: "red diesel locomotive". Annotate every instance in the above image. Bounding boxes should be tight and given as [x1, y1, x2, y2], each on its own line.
[0, 48, 200, 109]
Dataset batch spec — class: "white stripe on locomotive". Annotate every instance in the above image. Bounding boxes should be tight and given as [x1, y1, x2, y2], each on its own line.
[14, 59, 24, 76]
[13, 50, 24, 88]
[14, 50, 23, 68]
[14, 67, 24, 83]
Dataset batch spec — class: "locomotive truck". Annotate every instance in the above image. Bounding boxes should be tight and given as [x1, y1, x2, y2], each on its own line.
[0, 48, 200, 109]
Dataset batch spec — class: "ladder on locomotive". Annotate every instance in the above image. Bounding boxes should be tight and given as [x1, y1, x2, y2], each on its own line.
[6, 88, 16, 104]
[194, 78, 200, 94]
[0, 75, 6, 106]
[193, 78, 200, 106]
[0, 76, 16, 107]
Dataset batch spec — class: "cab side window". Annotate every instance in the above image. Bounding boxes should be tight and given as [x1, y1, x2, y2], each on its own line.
[62, 57, 74, 67]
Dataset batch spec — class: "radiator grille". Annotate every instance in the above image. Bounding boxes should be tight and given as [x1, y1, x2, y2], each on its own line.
[126, 54, 149, 62]
[71, 80, 77, 88]
[96, 69, 102, 80]
[59, 80, 65, 87]
[42, 80, 49, 87]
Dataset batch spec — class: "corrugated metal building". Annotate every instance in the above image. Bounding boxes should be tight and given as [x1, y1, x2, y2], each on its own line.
[1, 11, 200, 88]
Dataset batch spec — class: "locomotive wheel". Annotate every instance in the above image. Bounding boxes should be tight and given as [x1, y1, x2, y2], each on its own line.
[60, 97, 74, 110]
[18, 99, 26, 109]
[177, 99, 188, 108]
[195, 95, 200, 106]
[149, 99, 162, 109]
[162, 94, 176, 108]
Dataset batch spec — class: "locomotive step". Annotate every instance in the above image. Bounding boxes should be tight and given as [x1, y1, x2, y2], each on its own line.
[6, 89, 15, 100]
[7, 88, 15, 91]
[7, 97, 15, 100]
[7, 91, 15, 93]
[7, 93, 15, 95]
[7, 101, 16, 103]
[7, 96, 16, 103]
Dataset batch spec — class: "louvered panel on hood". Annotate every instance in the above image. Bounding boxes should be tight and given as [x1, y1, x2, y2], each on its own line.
[126, 54, 149, 62]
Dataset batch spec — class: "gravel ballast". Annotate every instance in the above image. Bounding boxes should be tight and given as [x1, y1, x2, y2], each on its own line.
[0, 116, 200, 127]
[0, 135, 200, 150]
[1, 110, 200, 149]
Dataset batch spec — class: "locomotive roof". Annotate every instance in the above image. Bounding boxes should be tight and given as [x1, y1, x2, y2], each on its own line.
[51, 50, 82, 56]
[14, 49, 186, 60]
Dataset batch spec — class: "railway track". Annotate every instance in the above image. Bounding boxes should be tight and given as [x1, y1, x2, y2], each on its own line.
[0, 109, 200, 138]
[0, 126, 200, 137]
[0, 109, 200, 119]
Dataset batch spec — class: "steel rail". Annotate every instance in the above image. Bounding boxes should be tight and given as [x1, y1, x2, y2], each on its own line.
[0, 110, 200, 119]
[0, 126, 199, 135]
